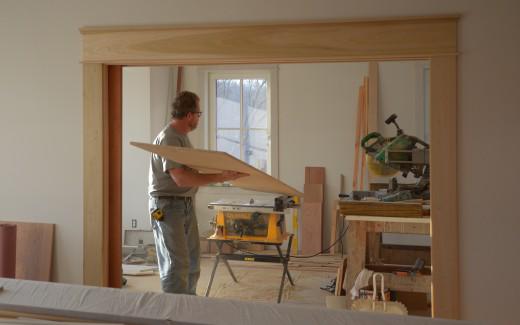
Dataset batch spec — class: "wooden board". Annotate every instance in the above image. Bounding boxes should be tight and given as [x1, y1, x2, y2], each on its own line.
[83, 63, 108, 287]
[1, 221, 54, 281]
[430, 55, 459, 318]
[81, 17, 458, 65]
[305, 167, 325, 184]
[303, 183, 324, 203]
[300, 202, 323, 255]
[339, 201, 423, 218]
[131, 142, 302, 196]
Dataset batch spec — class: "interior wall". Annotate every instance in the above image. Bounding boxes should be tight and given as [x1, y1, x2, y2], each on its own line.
[0, 1, 518, 324]
[122, 67, 151, 232]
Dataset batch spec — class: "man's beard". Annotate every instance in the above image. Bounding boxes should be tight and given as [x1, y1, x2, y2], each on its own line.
[189, 120, 198, 130]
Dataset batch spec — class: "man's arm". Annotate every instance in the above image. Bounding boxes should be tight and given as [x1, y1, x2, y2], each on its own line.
[169, 167, 248, 187]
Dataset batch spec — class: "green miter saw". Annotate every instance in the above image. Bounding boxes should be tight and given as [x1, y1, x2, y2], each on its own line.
[361, 114, 430, 201]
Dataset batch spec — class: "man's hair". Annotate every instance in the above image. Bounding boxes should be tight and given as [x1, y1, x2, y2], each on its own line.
[171, 91, 199, 119]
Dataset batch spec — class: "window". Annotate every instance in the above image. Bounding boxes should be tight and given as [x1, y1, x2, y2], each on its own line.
[208, 69, 277, 176]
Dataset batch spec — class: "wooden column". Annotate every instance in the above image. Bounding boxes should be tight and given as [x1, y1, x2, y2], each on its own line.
[83, 63, 108, 286]
[430, 55, 459, 319]
[107, 66, 123, 288]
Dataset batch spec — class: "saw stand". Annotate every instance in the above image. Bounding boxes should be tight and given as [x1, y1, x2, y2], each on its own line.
[205, 234, 295, 303]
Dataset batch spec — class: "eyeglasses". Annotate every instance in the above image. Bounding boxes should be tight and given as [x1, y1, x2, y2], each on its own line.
[190, 111, 203, 117]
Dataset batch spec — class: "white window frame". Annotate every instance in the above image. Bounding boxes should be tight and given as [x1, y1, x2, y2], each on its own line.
[202, 66, 279, 178]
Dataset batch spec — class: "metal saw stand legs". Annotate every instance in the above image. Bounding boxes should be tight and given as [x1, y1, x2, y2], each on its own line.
[205, 235, 295, 303]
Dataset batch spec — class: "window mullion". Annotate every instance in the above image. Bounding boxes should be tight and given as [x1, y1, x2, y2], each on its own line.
[240, 79, 244, 161]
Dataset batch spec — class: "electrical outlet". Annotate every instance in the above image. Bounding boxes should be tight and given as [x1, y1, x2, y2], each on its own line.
[131, 219, 137, 228]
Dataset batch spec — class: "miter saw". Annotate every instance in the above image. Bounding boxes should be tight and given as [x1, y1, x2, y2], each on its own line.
[360, 113, 430, 202]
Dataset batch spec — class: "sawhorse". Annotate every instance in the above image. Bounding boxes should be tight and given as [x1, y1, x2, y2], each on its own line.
[205, 234, 295, 303]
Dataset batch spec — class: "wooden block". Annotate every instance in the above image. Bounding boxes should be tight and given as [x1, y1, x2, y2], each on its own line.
[1, 221, 54, 281]
[305, 167, 325, 184]
[301, 202, 323, 255]
[339, 201, 423, 218]
[304, 183, 324, 203]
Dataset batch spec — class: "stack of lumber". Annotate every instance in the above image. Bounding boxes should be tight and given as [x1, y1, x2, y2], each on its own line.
[301, 167, 325, 255]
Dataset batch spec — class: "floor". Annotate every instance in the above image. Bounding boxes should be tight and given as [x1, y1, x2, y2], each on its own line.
[123, 252, 342, 307]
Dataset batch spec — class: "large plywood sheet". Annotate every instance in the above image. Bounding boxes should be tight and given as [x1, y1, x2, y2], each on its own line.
[131, 142, 302, 196]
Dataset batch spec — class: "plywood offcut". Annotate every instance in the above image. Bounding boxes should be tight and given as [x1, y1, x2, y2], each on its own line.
[131, 142, 302, 196]
[1, 221, 54, 281]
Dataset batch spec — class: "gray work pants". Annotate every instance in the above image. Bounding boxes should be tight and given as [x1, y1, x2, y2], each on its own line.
[149, 196, 200, 295]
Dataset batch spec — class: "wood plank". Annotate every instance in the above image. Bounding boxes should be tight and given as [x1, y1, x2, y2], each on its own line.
[0, 222, 54, 281]
[81, 17, 458, 64]
[352, 86, 363, 191]
[304, 166, 325, 184]
[339, 201, 423, 218]
[83, 63, 108, 287]
[344, 221, 366, 307]
[430, 55, 459, 319]
[131, 142, 302, 196]
[329, 200, 340, 254]
[301, 202, 323, 255]
[367, 63, 378, 187]
[303, 183, 324, 203]
[15, 222, 54, 281]
[107, 66, 122, 288]
[335, 257, 348, 296]
[367, 62, 379, 133]
[345, 215, 430, 225]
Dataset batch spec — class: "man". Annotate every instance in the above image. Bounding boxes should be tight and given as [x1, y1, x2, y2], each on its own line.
[149, 90, 247, 295]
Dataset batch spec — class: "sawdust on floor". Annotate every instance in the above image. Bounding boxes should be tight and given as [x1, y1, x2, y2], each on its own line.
[124, 253, 342, 307]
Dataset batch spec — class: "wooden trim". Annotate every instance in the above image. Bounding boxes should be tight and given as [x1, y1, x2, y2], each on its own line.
[107, 66, 123, 288]
[367, 62, 379, 133]
[82, 17, 459, 319]
[430, 56, 459, 318]
[80, 17, 457, 65]
[83, 63, 108, 286]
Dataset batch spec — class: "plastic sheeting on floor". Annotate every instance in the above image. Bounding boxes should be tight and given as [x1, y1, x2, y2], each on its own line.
[0, 278, 477, 325]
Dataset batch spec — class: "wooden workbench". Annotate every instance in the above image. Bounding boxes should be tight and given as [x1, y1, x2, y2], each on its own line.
[337, 200, 431, 308]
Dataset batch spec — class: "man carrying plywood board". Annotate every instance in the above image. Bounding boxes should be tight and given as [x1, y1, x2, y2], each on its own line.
[146, 91, 247, 295]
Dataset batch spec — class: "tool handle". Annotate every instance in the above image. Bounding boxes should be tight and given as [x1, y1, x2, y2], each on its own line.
[372, 272, 385, 301]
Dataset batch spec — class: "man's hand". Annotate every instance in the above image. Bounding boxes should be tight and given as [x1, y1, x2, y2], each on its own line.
[219, 170, 249, 182]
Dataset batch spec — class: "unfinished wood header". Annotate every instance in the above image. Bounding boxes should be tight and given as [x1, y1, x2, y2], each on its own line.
[81, 16, 458, 65]
[131, 142, 303, 196]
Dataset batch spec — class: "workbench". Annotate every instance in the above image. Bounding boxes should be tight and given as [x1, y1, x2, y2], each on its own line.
[336, 200, 431, 308]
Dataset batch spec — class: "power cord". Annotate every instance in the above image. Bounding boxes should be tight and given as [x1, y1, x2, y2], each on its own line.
[221, 222, 350, 259]
[290, 223, 349, 258]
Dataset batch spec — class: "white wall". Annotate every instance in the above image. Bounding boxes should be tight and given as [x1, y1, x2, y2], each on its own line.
[122, 67, 151, 231]
[0, 1, 519, 324]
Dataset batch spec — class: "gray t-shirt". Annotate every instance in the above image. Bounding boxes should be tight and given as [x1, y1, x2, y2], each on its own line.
[148, 124, 198, 197]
